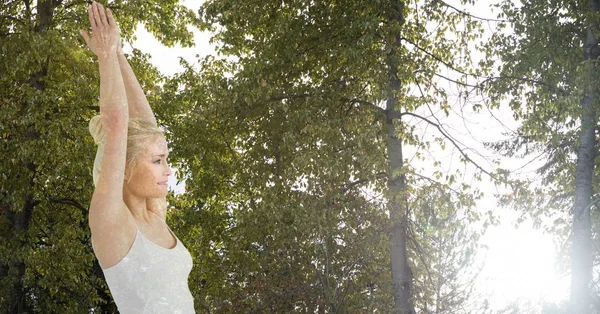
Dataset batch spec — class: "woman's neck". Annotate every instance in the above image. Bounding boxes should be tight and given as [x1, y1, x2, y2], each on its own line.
[122, 191, 151, 223]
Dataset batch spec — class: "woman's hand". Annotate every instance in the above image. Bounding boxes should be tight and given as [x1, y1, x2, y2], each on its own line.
[80, 1, 121, 59]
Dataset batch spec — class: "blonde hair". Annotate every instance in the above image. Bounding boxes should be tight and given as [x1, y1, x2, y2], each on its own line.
[125, 118, 165, 184]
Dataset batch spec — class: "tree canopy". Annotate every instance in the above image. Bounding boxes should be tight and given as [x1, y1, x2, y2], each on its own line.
[0, 0, 537, 313]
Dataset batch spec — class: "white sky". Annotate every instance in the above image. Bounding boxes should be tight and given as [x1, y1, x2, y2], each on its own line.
[125, 0, 568, 312]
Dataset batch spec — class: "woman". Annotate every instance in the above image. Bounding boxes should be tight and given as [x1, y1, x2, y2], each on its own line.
[81, 2, 195, 313]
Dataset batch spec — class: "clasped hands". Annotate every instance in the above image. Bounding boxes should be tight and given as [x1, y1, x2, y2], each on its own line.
[80, 1, 122, 58]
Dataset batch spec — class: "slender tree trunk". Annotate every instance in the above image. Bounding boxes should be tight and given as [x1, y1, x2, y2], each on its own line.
[570, 1, 599, 312]
[386, 83, 415, 314]
[5, 196, 35, 314]
[386, 2, 415, 312]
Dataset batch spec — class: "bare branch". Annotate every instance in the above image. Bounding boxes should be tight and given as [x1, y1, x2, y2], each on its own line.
[399, 111, 495, 179]
[433, 72, 480, 89]
[424, 101, 494, 173]
[438, 0, 507, 23]
[50, 198, 87, 211]
[400, 36, 471, 78]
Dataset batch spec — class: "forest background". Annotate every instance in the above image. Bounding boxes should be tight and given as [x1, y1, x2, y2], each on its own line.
[1, 0, 599, 313]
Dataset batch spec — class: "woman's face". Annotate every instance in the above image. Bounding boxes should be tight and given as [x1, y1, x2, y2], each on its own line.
[124, 136, 172, 198]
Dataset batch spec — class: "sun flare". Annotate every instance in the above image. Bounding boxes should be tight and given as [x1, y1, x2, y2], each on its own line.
[478, 214, 569, 310]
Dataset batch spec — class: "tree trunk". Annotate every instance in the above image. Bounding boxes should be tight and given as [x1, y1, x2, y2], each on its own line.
[569, 1, 599, 312]
[386, 2, 415, 312]
[5, 199, 34, 314]
[386, 81, 415, 314]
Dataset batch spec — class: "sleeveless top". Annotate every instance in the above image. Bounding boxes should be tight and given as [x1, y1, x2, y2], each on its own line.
[89, 115, 195, 313]
[101, 214, 195, 314]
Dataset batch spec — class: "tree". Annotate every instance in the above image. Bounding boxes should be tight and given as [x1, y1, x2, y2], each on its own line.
[0, 1, 199, 312]
[159, 0, 491, 312]
[410, 184, 485, 314]
[484, 0, 600, 313]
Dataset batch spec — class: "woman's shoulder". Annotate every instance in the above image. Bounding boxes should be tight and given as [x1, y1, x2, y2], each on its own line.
[91, 202, 137, 270]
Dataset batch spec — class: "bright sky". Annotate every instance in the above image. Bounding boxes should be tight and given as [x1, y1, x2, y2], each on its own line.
[125, 1, 569, 312]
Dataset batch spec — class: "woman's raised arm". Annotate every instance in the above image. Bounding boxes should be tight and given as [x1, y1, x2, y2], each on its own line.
[115, 32, 166, 220]
[81, 1, 130, 226]
[117, 50, 158, 126]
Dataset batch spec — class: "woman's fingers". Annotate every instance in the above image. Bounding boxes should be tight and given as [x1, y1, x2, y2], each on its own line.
[87, 2, 115, 29]
[80, 29, 91, 46]
[91, 2, 103, 28]
[106, 8, 116, 28]
[88, 4, 97, 29]
[96, 2, 109, 27]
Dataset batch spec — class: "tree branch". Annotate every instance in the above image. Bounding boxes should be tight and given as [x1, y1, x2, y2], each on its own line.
[411, 173, 462, 196]
[433, 72, 480, 89]
[23, 0, 31, 22]
[340, 97, 378, 108]
[481, 75, 570, 96]
[341, 172, 387, 193]
[399, 111, 495, 179]
[268, 93, 311, 102]
[400, 36, 470, 77]
[63, 1, 86, 10]
[406, 223, 437, 290]
[438, 0, 507, 22]
[50, 198, 87, 211]
[1, 15, 24, 24]
[401, 36, 568, 97]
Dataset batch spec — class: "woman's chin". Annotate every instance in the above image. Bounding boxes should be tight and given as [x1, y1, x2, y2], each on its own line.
[155, 186, 169, 196]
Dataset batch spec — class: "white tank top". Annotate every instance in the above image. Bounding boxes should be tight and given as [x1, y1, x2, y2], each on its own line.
[89, 115, 195, 313]
[101, 214, 195, 314]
